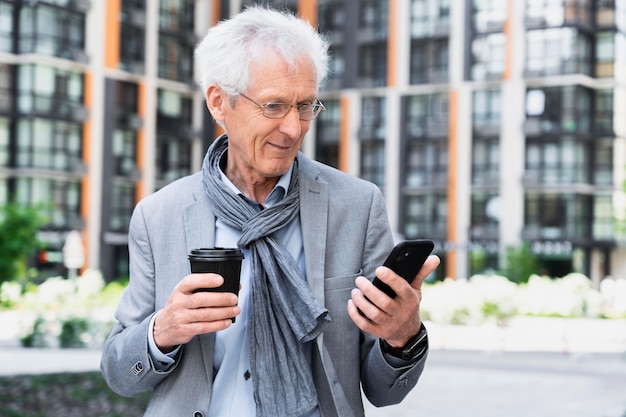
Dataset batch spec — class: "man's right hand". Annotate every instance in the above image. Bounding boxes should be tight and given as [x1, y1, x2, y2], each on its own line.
[153, 273, 240, 352]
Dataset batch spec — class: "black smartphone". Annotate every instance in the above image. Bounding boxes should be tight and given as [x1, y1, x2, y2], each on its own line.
[372, 239, 434, 299]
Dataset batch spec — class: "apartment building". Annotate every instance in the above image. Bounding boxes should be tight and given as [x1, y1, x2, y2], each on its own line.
[0, 0, 624, 283]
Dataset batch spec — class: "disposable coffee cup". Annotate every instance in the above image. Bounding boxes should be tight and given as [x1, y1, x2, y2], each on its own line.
[188, 247, 244, 322]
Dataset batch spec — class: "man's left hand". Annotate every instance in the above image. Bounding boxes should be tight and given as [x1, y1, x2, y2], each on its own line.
[347, 255, 440, 348]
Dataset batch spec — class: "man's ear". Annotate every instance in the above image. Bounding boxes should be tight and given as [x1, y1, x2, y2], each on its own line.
[205, 85, 227, 123]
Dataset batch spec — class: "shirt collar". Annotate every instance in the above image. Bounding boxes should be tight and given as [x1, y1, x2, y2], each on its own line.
[219, 162, 294, 209]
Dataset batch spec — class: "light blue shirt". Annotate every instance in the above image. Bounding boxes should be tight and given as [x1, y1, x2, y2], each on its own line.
[149, 164, 319, 417]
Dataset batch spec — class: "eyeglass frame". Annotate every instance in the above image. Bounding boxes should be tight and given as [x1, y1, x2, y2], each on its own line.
[237, 92, 325, 121]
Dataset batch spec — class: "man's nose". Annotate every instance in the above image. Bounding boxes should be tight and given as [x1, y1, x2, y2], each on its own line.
[279, 106, 304, 137]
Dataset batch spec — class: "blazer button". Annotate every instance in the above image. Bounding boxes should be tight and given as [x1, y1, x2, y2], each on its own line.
[131, 361, 144, 375]
[193, 412, 204, 417]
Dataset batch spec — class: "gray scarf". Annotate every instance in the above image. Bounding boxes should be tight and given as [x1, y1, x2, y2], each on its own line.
[202, 135, 331, 417]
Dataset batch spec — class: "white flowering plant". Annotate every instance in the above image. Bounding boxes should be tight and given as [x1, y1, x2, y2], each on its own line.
[0, 269, 125, 348]
[421, 274, 626, 325]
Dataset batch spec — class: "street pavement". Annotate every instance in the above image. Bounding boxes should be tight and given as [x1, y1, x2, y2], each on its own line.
[1, 317, 625, 417]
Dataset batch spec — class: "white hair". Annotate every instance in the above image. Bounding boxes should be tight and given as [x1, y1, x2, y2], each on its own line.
[194, 6, 330, 96]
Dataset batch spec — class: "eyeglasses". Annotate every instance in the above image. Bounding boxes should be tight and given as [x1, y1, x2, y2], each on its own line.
[238, 92, 325, 121]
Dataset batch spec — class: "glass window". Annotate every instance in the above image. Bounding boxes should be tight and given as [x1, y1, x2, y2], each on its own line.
[17, 64, 84, 119]
[525, 137, 587, 185]
[593, 195, 614, 240]
[18, 3, 85, 59]
[402, 193, 447, 239]
[0, 116, 9, 167]
[405, 93, 449, 138]
[472, 89, 501, 129]
[526, 0, 592, 27]
[159, 0, 194, 31]
[472, 138, 499, 186]
[158, 34, 194, 82]
[358, 43, 387, 87]
[592, 138, 613, 186]
[15, 118, 82, 172]
[524, 192, 590, 240]
[470, 33, 506, 80]
[411, 0, 450, 38]
[156, 89, 193, 183]
[110, 182, 135, 231]
[596, 32, 615, 77]
[318, 1, 345, 32]
[315, 98, 340, 169]
[360, 0, 388, 39]
[410, 39, 449, 84]
[472, 0, 507, 32]
[0, 63, 12, 113]
[525, 86, 591, 133]
[15, 177, 81, 229]
[0, 1, 13, 53]
[359, 97, 386, 187]
[595, 89, 613, 132]
[526, 28, 591, 76]
[113, 130, 137, 177]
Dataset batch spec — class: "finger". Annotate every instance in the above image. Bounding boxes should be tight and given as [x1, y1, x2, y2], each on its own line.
[410, 255, 441, 291]
[177, 273, 224, 294]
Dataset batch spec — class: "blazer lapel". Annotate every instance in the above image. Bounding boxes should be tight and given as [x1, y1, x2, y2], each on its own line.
[298, 155, 328, 304]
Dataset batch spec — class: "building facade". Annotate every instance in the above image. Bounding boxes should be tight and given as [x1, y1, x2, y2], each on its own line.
[0, 0, 624, 284]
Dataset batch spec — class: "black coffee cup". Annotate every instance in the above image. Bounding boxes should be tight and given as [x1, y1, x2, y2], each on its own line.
[189, 247, 244, 322]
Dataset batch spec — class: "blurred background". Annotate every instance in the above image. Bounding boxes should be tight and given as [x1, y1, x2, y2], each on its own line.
[0, 0, 625, 284]
[0, 0, 625, 416]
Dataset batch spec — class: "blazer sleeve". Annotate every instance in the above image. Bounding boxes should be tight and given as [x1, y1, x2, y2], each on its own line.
[100, 201, 179, 397]
[358, 186, 428, 407]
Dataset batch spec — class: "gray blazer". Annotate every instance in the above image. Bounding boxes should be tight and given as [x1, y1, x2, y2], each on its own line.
[100, 153, 427, 417]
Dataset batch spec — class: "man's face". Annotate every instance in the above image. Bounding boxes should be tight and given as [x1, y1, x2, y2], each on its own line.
[221, 56, 318, 181]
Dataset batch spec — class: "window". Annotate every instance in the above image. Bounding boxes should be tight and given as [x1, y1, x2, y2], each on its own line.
[120, 0, 146, 73]
[411, 0, 450, 38]
[0, 117, 9, 167]
[410, 39, 449, 84]
[359, 97, 386, 187]
[525, 137, 587, 185]
[17, 64, 84, 119]
[472, 89, 501, 130]
[405, 93, 449, 138]
[158, 35, 193, 82]
[18, 3, 86, 59]
[16, 118, 82, 172]
[159, 0, 194, 31]
[470, 33, 506, 80]
[472, 0, 507, 33]
[110, 182, 135, 231]
[525, 0, 592, 27]
[594, 89, 613, 132]
[470, 193, 500, 238]
[156, 89, 193, 183]
[318, 1, 345, 32]
[524, 193, 590, 240]
[592, 138, 613, 186]
[596, 32, 615, 77]
[358, 43, 387, 87]
[0, 1, 13, 53]
[360, 0, 388, 39]
[315, 98, 340, 169]
[158, 0, 194, 82]
[593, 195, 614, 240]
[112, 130, 137, 177]
[525, 86, 591, 134]
[402, 193, 447, 239]
[405, 139, 448, 187]
[15, 177, 81, 229]
[526, 28, 591, 76]
[0, 63, 12, 113]
[472, 138, 499, 186]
